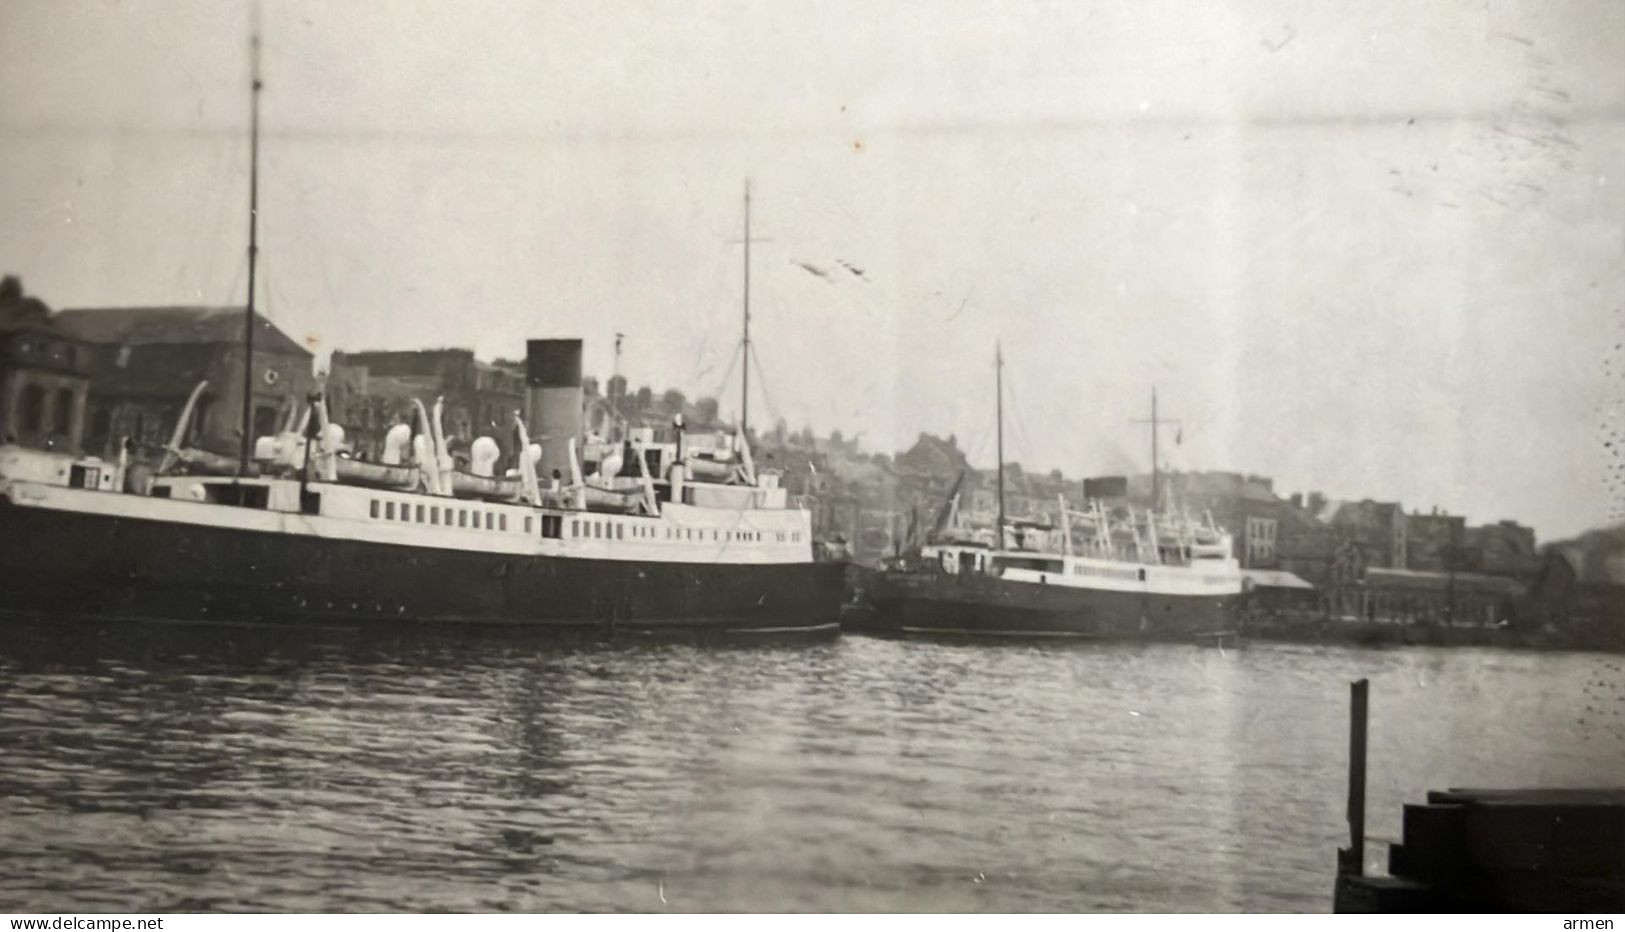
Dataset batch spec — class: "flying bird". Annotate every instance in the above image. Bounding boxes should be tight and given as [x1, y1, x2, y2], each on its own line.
[793, 260, 832, 280]
[837, 259, 867, 279]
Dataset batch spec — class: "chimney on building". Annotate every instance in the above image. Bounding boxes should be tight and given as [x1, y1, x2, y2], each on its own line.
[525, 339, 584, 482]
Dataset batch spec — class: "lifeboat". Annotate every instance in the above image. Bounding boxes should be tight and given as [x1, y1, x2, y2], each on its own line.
[335, 457, 418, 490]
[449, 470, 522, 501]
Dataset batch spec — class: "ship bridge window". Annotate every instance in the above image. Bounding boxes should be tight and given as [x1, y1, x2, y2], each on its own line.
[992, 556, 1064, 574]
[542, 515, 562, 539]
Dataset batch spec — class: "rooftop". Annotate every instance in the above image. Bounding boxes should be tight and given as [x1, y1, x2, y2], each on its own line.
[54, 306, 311, 357]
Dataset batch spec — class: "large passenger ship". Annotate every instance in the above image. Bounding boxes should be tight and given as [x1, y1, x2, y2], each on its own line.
[853, 349, 1245, 639]
[0, 24, 842, 636]
[0, 388, 843, 635]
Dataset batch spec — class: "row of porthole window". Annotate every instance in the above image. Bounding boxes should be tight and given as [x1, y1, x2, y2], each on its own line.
[1071, 563, 1142, 581]
[365, 500, 805, 548]
[563, 519, 802, 545]
[370, 498, 514, 534]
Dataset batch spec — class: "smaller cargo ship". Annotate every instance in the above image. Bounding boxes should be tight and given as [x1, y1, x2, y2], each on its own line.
[853, 348, 1246, 639]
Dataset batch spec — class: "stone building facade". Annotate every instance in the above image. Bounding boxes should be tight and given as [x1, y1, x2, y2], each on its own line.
[0, 277, 92, 452]
[327, 349, 526, 464]
[51, 305, 313, 460]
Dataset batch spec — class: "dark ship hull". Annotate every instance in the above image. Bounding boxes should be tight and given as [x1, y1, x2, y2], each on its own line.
[854, 568, 1239, 640]
[0, 503, 845, 637]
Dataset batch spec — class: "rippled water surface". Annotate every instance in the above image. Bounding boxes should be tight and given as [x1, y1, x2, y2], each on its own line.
[1, 623, 1621, 912]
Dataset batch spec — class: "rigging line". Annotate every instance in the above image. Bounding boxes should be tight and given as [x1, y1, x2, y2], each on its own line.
[221, 253, 248, 317]
[259, 251, 274, 323]
[1003, 369, 1038, 473]
[747, 342, 780, 428]
[708, 343, 743, 409]
[962, 423, 991, 475]
[171, 134, 228, 303]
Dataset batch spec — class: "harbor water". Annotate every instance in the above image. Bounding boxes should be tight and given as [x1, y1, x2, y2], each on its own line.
[1, 623, 1620, 912]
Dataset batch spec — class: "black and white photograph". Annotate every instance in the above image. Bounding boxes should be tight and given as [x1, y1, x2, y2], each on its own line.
[1, 0, 1622, 917]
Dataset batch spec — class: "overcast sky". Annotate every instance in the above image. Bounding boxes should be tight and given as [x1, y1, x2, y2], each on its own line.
[2, 0, 1622, 539]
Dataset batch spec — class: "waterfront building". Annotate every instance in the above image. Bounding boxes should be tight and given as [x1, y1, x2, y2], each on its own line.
[328, 349, 526, 464]
[1406, 509, 1469, 572]
[1468, 519, 1540, 578]
[0, 276, 92, 453]
[53, 304, 313, 460]
[1319, 498, 1409, 570]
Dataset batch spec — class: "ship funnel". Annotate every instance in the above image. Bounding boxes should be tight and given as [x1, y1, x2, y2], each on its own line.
[525, 339, 584, 484]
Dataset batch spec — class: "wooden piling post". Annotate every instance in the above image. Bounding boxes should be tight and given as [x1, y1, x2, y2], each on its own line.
[1340, 678, 1369, 876]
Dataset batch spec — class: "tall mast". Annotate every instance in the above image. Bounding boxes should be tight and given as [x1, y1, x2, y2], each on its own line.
[1150, 387, 1158, 510]
[726, 181, 771, 439]
[1132, 387, 1179, 512]
[995, 343, 1005, 550]
[740, 180, 751, 440]
[238, 10, 263, 476]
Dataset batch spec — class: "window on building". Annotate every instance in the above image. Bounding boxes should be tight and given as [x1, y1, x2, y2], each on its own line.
[458, 510, 467, 528]
[89, 406, 111, 448]
[485, 513, 494, 531]
[524, 516, 533, 534]
[542, 515, 562, 539]
[499, 514, 507, 532]
[52, 388, 74, 436]
[385, 501, 396, 520]
[416, 504, 425, 523]
[431, 506, 440, 525]
[370, 500, 380, 519]
[252, 405, 280, 441]
[19, 384, 44, 433]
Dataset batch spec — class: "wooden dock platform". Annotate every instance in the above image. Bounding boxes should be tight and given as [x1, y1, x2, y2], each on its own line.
[1333, 680, 1625, 912]
[1337, 787, 1625, 911]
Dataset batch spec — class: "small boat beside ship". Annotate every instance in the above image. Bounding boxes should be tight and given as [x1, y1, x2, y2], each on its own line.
[850, 347, 1246, 639]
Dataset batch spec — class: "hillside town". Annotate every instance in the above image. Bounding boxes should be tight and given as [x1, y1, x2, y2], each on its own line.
[2, 275, 1620, 645]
